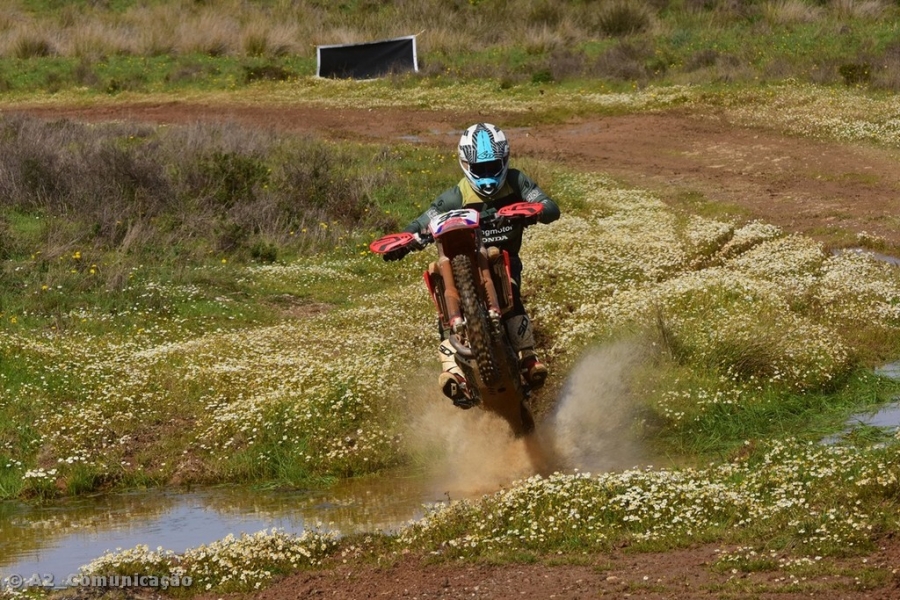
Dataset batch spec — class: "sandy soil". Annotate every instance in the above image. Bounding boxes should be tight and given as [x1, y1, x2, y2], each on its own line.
[13, 101, 900, 598]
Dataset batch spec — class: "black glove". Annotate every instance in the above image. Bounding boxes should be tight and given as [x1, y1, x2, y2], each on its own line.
[383, 247, 410, 262]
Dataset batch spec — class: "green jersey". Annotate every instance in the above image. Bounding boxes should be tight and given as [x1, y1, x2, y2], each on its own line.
[404, 169, 560, 257]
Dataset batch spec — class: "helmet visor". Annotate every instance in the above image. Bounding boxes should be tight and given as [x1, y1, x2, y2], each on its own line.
[469, 159, 505, 179]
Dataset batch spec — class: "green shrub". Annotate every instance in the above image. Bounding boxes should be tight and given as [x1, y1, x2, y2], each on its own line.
[250, 240, 278, 263]
[0, 115, 408, 267]
[196, 151, 270, 208]
[593, 1, 652, 37]
[593, 40, 654, 81]
[840, 62, 872, 86]
[242, 63, 295, 83]
[531, 68, 553, 83]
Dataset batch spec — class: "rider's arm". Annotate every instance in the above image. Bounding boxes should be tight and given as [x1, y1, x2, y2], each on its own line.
[510, 169, 560, 225]
[403, 187, 464, 234]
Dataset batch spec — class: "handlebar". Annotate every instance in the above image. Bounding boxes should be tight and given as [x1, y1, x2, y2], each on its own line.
[370, 201, 544, 259]
[414, 207, 537, 249]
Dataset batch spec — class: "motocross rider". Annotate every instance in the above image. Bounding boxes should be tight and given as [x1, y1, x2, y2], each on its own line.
[384, 123, 560, 406]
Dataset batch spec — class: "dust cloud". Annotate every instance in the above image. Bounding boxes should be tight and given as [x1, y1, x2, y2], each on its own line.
[543, 340, 646, 472]
[401, 339, 646, 500]
[402, 372, 540, 499]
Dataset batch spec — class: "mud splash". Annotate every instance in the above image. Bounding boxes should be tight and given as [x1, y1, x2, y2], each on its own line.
[401, 340, 647, 498]
[544, 341, 646, 472]
[401, 371, 540, 499]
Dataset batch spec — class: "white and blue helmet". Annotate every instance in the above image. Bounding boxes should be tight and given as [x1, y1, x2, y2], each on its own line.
[458, 123, 510, 197]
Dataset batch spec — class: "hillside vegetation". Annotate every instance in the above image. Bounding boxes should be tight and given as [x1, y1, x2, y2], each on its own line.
[1, 0, 900, 94]
[2, 111, 900, 500]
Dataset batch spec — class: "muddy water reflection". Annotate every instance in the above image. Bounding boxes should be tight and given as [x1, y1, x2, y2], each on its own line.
[820, 362, 900, 444]
[820, 402, 900, 445]
[1, 470, 441, 581]
[833, 247, 900, 267]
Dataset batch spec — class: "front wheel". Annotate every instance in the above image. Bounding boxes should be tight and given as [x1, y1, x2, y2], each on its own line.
[451, 254, 498, 386]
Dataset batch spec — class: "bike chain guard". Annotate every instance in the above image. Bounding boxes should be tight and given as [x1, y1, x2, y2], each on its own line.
[369, 232, 416, 255]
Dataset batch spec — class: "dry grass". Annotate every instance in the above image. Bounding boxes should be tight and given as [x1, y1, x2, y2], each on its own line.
[762, 0, 824, 25]
[522, 25, 571, 57]
[591, 1, 655, 37]
[872, 42, 900, 90]
[1, 0, 900, 92]
[593, 41, 655, 82]
[0, 115, 399, 266]
[9, 32, 56, 58]
[241, 21, 298, 58]
[829, 0, 889, 20]
[0, 2, 305, 59]
[0, 0, 658, 60]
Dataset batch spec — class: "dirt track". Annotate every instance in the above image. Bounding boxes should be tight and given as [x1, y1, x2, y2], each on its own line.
[14, 102, 900, 253]
[230, 541, 900, 600]
[15, 101, 900, 598]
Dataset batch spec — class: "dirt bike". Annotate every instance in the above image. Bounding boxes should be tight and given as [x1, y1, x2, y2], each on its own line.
[370, 202, 544, 437]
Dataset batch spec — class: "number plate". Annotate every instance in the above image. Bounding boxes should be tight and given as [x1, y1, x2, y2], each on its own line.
[429, 209, 480, 237]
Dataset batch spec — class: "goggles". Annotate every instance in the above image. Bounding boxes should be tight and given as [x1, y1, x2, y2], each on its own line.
[469, 159, 505, 178]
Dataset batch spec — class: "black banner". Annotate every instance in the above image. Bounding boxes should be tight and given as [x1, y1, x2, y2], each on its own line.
[317, 36, 418, 79]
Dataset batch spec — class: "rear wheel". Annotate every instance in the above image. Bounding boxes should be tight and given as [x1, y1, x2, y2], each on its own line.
[519, 402, 535, 436]
[451, 254, 498, 386]
[499, 339, 534, 437]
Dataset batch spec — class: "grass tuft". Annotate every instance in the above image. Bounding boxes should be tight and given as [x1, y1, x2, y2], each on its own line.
[13, 34, 55, 59]
[592, 1, 653, 37]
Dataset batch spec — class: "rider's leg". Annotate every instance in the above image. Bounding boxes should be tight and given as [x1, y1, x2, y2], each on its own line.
[504, 258, 548, 388]
[504, 312, 548, 388]
[437, 338, 473, 407]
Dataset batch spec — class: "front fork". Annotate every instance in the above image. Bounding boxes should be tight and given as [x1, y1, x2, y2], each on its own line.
[427, 249, 505, 333]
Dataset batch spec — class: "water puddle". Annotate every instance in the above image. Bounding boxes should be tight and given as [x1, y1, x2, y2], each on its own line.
[833, 247, 900, 267]
[820, 402, 900, 445]
[821, 362, 900, 444]
[851, 403, 900, 429]
[0, 470, 442, 584]
[875, 361, 900, 380]
[9, 351, 896, 585]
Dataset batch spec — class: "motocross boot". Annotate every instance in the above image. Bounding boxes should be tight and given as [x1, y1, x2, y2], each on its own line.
[438, 339, 476, 409]
[505, 314, 548, 389]
[520, 351, 548, 389]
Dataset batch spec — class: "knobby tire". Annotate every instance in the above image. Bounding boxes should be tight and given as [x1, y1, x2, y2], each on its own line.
[451, 254, 498, 386]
